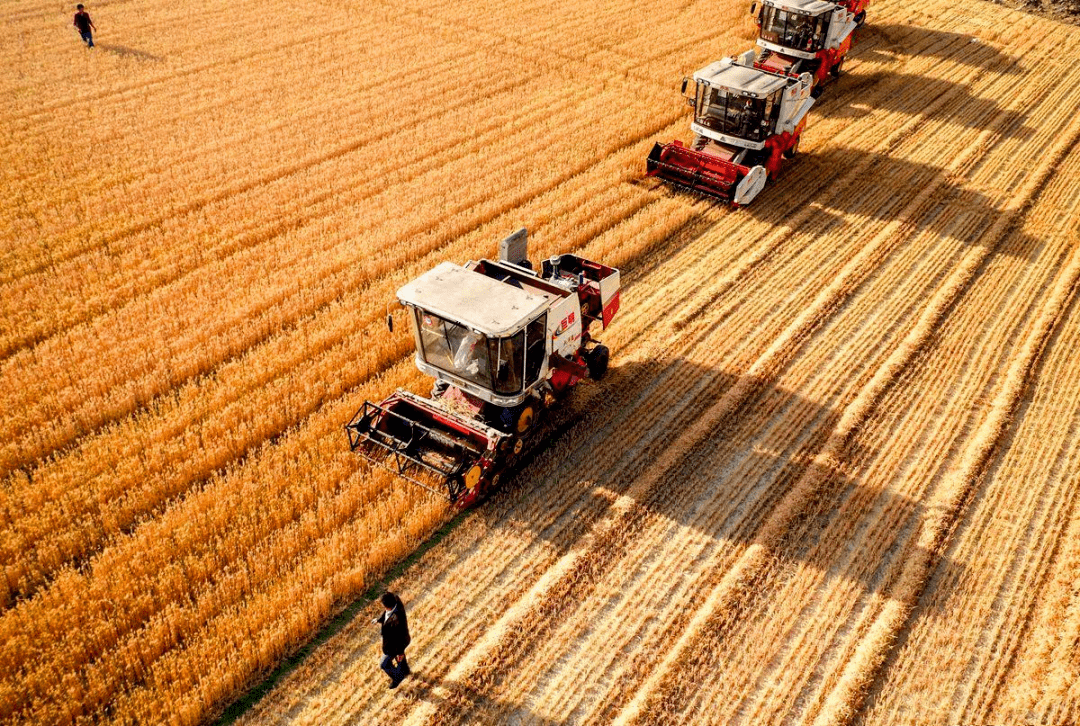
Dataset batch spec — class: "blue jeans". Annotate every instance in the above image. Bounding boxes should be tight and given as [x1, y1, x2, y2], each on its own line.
[80, 30, 94, 47]
[380, 653, 409, 682]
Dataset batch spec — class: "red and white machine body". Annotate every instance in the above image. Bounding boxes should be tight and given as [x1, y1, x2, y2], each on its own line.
[752, 0, 866, 92]
[647, 51, 814, 205]
[346, 229, 620, 507]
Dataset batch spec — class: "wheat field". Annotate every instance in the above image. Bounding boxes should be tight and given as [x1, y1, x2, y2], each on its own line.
[3, 0, 1080, 722]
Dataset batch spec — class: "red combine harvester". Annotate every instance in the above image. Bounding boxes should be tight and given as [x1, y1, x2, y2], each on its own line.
[751, 0, 866, 94]
[647, 51, 814, 205]
[346, 229, 620, 508]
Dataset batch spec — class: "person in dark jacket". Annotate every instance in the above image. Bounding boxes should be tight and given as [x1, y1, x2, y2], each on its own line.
[373, 592, 411, 688]
[73, 4, 96, 48]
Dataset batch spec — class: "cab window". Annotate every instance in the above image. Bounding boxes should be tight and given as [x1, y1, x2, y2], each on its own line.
[524, 315, 547, 385]
[490, 330, 526, 395]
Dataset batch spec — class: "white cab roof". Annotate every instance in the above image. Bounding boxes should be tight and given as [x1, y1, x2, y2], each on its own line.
[764, 0, 837, 15]
[693, 60, 788, 98]
[397, 262, 550, 337]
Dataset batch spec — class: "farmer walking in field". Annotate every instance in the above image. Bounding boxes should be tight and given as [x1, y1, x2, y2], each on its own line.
[73, 4, 96, 48]
[373, 592, 411, 689]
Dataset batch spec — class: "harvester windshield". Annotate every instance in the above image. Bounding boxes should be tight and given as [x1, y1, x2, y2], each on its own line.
[415, 310, 546, 396]
[694, 84, 780, 142]
[759, 4, 828, 52]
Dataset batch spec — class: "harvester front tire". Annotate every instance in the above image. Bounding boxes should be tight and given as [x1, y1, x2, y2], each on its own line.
[587, 345, 610, 380]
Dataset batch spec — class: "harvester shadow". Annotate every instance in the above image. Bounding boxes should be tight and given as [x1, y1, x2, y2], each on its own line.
[486, 357, 958, 606]
[820, 71, 1032, 140]
[219, 358, 960, 724]
[414, 357, 961, 721]
[96, 43, 164, 62]
[747, 147, 1042, 261]
[857, 23, 1022, 75]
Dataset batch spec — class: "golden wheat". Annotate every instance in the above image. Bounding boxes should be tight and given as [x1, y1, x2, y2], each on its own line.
[4, 0, 1080, 723]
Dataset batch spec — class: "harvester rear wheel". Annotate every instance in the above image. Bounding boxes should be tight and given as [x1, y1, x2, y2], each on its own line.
[830, 59, 843, 78]
[587, 345, 610, 380]
[783, 138, 800, 159]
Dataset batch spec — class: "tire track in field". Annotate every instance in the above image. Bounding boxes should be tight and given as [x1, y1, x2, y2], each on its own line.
[722, 217, 1067, 726]
[559, 212, 973, 725]
[709, 47, 1080, 723]
[851, 173, 1080, 724]
[708, 77, 1080, 726]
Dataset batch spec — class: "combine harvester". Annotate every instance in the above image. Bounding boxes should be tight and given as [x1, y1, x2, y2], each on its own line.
[751, 0, 867, 95]
[647, 50, 814, 205]
[346, 230, 620, 508]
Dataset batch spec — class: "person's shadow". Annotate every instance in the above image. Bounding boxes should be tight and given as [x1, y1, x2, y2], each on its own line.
[96, 44, 163, 62]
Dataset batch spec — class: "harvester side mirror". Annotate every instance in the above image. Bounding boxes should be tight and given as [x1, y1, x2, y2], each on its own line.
[750, 2, 757, 15]
[680, 77, 689, 94]
[387, 313, 393, 332]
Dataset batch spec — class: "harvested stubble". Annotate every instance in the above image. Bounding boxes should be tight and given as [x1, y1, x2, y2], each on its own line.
[3, 0, 1080, 723]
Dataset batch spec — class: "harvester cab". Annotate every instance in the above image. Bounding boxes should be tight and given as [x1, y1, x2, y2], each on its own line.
[346, 229, 620, 507]
[647, 52, 813, 205]
[751, 0, 862, 90]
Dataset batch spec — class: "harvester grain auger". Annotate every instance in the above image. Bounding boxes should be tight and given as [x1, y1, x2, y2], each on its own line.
[750, 0, 867, 94]
[345, 229, 620, 508]
[646, 50, 814, 205]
